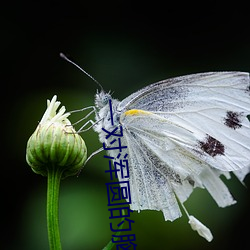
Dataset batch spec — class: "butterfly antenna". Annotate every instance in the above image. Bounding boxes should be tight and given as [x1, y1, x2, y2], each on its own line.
[60, 53, 104, 91]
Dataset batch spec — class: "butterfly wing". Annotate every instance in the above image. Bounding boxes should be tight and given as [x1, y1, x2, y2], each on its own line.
[118, 72, 250, 173]
[117, 72, 250, 220]
[120, 111, 237, 221]
[118, 71, 250, 113]
[121, 123, 183, 221]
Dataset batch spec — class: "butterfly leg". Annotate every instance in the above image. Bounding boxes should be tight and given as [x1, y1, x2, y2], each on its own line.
[68, 106, 98, 132]
[70, 106, 96, 125]
[77, 147, 104, 176]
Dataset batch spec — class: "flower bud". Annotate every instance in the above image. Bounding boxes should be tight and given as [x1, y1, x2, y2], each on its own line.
[26, 95, 87, 178]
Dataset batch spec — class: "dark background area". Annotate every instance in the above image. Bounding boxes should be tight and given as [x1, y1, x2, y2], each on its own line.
[2, 2, 250, 250]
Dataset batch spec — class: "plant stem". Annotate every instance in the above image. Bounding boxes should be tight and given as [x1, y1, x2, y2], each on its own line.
[47, 165, 63, 250]
[103, 209, 126, 250]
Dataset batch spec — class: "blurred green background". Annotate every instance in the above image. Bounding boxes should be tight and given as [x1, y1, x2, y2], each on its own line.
[2, 2, 250, 250]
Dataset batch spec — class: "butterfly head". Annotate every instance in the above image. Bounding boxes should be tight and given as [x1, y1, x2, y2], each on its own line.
[95, 90, 112, 109]
[93, 90, 121, 143]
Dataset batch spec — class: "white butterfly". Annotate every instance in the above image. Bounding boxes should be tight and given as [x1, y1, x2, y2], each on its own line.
[89, 72, 250, 241]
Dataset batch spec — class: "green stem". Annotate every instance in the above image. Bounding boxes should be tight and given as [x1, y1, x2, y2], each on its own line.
[47, 165, 63, 250]
[103, 209, 126, 250]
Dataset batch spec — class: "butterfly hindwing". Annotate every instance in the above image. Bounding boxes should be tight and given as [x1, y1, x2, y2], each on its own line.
[120, 111, 237, 217]
[121, 120, 183, 221]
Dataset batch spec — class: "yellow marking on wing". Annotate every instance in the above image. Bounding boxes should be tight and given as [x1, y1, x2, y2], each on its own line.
[124, 109, 152, 116]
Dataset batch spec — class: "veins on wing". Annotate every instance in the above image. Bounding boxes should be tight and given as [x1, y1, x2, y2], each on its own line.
[130, 131, 182, 185]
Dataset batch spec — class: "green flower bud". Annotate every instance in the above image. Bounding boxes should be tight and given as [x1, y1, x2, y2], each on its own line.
[26, 95, 87, 178]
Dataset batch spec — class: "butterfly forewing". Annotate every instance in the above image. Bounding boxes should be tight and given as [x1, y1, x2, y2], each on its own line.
[119, 72, 250, 172]
[118, 72, 249, 112]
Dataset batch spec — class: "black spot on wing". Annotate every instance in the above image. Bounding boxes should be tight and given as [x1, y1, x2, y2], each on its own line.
[224, 111, 243, 130]
[199, 135, 225, 157]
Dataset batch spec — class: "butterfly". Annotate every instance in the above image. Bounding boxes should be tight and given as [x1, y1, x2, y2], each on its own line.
[90, 71, 250, 241]
[60, 55, 250, 241]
